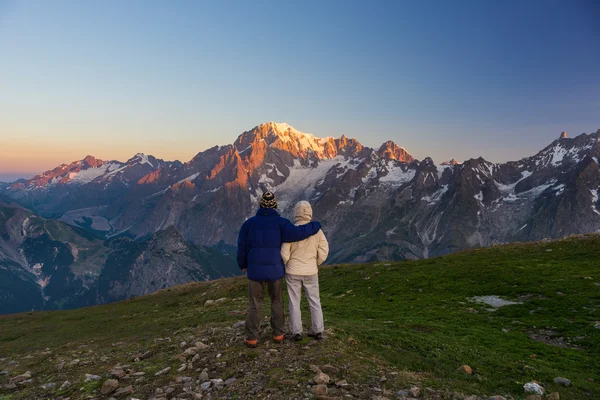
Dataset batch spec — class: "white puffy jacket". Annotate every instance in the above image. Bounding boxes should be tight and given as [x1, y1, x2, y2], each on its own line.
[281, 201, 329, 276]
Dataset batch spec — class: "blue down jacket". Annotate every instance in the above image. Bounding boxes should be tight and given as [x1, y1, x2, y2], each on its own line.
[237, 208, 321, 281]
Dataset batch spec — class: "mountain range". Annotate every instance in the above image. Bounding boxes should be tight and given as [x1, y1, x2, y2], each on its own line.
[2, 122, 600, 313]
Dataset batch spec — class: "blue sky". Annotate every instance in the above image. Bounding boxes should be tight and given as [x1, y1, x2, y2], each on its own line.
[0, 0, 599, 180]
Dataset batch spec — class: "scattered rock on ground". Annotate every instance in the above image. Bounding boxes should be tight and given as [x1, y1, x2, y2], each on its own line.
[114, 385, 134, 396]
[84, 374, 101, 382]
[155, 367, 171, 376]
[457, 365, 473, 375]
[314, 384, 328, 396]
[101, 379, 119, 395]
[9, 371, 31, 384]
[314, 369, 330, 385]
[547, 393, 560, 400]
[524, 382, 545, 395]
[554, 377, 570, 386]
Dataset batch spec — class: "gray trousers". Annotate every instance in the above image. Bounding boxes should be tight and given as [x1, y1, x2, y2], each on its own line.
[245, 279, 285, 340]
[285, 273, 324, 335]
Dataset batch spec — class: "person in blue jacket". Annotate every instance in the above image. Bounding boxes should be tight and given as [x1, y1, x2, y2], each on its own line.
[237, 191, 322, 348]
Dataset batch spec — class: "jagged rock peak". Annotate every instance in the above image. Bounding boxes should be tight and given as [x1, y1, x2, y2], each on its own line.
[560, 131, 568, 139]
[377, 141, 414, 162]
[442, 159, 460, 165]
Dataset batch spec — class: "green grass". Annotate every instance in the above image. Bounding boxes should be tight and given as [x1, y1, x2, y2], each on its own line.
[0, 235, 599, 399]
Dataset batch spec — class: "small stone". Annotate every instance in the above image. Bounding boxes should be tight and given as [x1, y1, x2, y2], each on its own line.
[101, 379, 119, 395]
[308, 364, 320, 373]
[335, 379, 348, 388]
[410, 386, 421, 397]
[233, 321, 245, 329]
[523, 382, 545, 395]
[0, 371, 8, 375]
[195, 342, 210, 350]
[396, 390, 409, 397]
[457, 365, 473, 375]
[140, 350, 152, 359]
[177, 364, 187, 373]
[176, 376, 194, 383]
[84, 374, 101, 383]
[60, 380, 72, 390]
[184, 347, 199, 356]
[114, 385, 134, 397]
[314, 384, 328, 396]
[380, 376, 387, 383]
[280, 379, 299, 386]
[321, 365, 340, 375]
[69, 359, 80, 367]
[111, 368, 127, 379]
[547, 393, 560, 400]
[9, 371, 32, 384]
[214, 297, 229, 304]
[56, 362, 65, 371]
[204, 300, 215, 306]
[225, 377, 237, 386]
[155, 367, 171, 376]
[554, 377, 570, 386]
[200, 381, 212, 390]
[16, 379, 33, 386]
[199, 370, 209, 382]
[314, 369, 330, 385]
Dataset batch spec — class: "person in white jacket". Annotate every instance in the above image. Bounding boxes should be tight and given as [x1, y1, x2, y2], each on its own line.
[281, 201, 329, 341]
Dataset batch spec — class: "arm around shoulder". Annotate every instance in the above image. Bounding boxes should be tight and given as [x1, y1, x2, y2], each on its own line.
[280, 219, 322, 243]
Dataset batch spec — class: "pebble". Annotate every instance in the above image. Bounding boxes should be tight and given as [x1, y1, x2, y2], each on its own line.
[132, 372, 145, 377]
[155, 367, 171, 376]
[101, 379, 119, 395]
[314, 369, 330, 385]
[84, 374, 101, 382]
[199, 370, 209, 382]
[41, 382, 56, 390]
[114, 385, 134, 396]
[200, 381, 212, 390]
[225, 377, 237, 386]
[60, 380, 72, 390]
[9, 371, 32, 384]
[176, 376, 194, 383]
[335, 379, 348, 387]
[410, 386, 421, 397]
[457, 365, 473, 375]
[314, 384, 328, 396]
[204, 300, 215, 306]
[177, 364, 187, 373]
[0, 371, 8, 376]
[547, 393, 560, 400]
[524, 382, 545, 395]
[195, 342, 210, 350]
[554, 377, 571, 386]
[321, 365, 340, 375]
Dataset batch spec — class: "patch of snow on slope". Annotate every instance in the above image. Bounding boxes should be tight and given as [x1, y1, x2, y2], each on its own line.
[474, 191, 484, 202]
[177, 173, 200, 184]
[274, 158, 343, 210]
[379, 161, 416, 187]
[591, 189, 600, 215]
[422, 185, 448, 205]
[135, 153, 155, 168]
[69, 164, 113, 184]
[469, 295, 522, 309]
[552, 184, 565, 195]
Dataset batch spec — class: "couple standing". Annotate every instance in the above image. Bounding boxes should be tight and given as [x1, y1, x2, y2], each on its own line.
[237, 191, 329, 348]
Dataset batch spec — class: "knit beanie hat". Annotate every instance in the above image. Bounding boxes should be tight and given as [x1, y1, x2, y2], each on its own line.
[260, 191, 277, 209]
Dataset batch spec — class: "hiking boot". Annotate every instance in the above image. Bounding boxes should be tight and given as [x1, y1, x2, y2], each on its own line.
[273, 334, 285, 344]
[308, 332, 323, 340]
[292, 334, 303, 342]
[244, 339, 258, 348]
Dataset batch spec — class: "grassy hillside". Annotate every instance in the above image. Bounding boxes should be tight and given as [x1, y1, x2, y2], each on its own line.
[0, 235, 599, 399]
